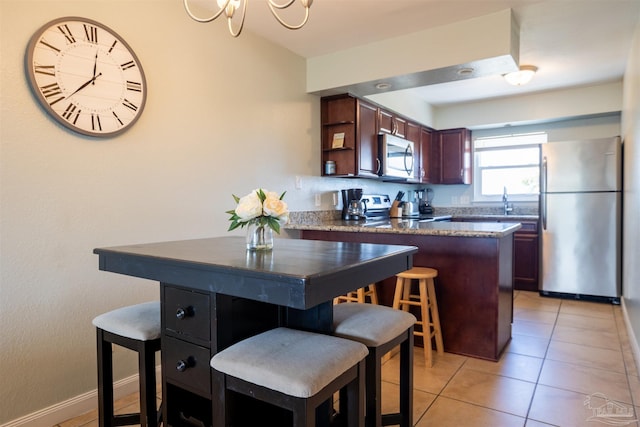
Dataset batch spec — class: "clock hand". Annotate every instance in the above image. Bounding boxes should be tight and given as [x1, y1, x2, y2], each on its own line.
[91, 52, 98, 84]
[66, 72, 102, 99]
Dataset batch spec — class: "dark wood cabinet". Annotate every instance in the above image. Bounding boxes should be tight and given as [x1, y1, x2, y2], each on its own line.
[378, 109, 406, 138]
[405, 121, 422, 182]
[433, 128, 472, 184]
[453, 218, 539, 291]
[301, 229, 513, 361]
[321, 94, 473, 185]
[321, 94, 379, 178]
[420, 127, 434, 183]
[357, 100, 380, 176]
[513, 221, 539, 291]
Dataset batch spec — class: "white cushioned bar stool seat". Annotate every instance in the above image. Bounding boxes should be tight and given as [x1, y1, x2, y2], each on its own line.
[210, 327, 369, 427]
[333, 303, 416, 427]
[92, 301, 161, 427]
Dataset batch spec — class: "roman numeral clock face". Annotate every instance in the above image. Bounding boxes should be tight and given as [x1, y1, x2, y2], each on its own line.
[25, 17, 147, 137]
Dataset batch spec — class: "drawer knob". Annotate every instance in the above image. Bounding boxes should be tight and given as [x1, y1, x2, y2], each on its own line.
[176, 306, 194, 320]
[176, 356, 195, 372]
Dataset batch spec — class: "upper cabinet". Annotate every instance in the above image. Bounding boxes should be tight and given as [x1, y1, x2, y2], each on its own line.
[419, 127, 433, 183]
[434, 128, 472, 184]
[320, 94, 472, 184]
[321, 94, 379, 178]
[405, 121, 422, 182]
[378, 110, 407, 138]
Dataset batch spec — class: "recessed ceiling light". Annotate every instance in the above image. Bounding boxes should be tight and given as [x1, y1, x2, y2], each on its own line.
[375, 82, 392, 90]
[457, 68, 474, 76]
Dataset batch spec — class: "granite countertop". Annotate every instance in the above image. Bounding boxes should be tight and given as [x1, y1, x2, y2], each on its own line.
[451, 214, 539, 222]
[286, 218, 522, 239]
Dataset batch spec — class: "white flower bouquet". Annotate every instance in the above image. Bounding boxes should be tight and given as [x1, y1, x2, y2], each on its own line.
[227, 188, 289, 234]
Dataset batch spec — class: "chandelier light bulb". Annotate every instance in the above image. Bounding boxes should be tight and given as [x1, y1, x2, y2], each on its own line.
[216, 0, 240, 17]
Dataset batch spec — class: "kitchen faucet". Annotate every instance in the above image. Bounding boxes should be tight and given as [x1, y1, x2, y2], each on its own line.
[503, 187, 514, 215]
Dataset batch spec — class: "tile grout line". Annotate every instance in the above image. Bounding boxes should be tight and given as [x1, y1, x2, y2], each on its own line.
[521, 297, 561, 426]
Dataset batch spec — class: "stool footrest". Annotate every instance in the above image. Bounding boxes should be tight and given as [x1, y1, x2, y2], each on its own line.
[382, 412, 402, 426]
[112, 414, 141, 426]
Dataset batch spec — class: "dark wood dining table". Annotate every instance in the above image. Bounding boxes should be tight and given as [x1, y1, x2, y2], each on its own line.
[94, 236, 417, 427]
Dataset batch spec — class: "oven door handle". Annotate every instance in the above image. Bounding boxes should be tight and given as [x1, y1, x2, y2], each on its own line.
[404, 145, 414, 176]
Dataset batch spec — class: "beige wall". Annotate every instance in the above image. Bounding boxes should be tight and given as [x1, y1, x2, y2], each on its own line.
[1, 1, 638, 424]
[622, 10, 640, 362]
[0, 1, 319, 423]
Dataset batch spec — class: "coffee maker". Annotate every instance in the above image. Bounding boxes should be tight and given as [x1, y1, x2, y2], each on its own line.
[341, 188, 367, 220]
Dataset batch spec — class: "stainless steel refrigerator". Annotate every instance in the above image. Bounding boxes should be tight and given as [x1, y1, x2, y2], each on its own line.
[540, 136, 622, 302]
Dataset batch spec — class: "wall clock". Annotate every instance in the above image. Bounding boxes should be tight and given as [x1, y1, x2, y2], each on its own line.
[25, 17, 147, 137]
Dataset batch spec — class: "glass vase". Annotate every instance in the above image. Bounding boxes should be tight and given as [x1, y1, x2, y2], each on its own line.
[246, 223, 274, 251]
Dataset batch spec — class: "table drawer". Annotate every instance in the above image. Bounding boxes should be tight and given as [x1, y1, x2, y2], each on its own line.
[164, 286, 210, 341]
[164, 336, 211, 396]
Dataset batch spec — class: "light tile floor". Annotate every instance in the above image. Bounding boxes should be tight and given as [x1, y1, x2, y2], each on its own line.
[58, 291, 640, 427]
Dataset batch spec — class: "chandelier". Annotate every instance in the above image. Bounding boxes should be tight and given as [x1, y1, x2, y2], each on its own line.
[183, 0, 313, 37]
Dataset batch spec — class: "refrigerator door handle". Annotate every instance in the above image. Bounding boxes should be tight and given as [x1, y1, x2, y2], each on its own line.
[541, 156, 547, 230]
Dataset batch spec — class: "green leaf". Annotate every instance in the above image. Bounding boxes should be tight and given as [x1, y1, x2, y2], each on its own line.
[266, 216, 281, 234]
[257, 188, 266, 203]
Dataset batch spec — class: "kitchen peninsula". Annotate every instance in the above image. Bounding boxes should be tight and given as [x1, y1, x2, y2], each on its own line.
[286, 217, 522, 361]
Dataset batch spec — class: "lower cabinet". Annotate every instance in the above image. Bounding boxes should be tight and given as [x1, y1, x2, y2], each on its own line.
[513, 221, 539, 292]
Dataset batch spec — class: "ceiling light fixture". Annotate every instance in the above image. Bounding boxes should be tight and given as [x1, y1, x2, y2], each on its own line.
[457, 67, 474, 77]
[183, 0, 313, 37]
[504, 65, 538, 86]
[375, 82, 392, 90]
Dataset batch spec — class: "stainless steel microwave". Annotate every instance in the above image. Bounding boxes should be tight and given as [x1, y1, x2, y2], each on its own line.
[378, 133, 415, 179]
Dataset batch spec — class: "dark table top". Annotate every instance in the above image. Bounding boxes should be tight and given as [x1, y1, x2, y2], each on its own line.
[94, 236, 417, 309]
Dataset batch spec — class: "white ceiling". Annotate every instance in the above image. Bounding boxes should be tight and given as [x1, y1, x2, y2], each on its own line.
[211, 0, 640, 106]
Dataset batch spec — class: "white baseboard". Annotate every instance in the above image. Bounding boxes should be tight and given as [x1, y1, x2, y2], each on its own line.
[621, 298, 640, 375]
[1, 366, 160, 427]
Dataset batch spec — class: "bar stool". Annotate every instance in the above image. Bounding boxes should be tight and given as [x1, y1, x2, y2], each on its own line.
[333, 303, 416, 427]
[92, 301, 161, 427]
[334, 284, 378, 304]
[393, 267, 443, 367]
[210, 327, 368, 427]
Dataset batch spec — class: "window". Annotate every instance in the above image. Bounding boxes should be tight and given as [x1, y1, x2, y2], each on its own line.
[473, 133, 547, 202]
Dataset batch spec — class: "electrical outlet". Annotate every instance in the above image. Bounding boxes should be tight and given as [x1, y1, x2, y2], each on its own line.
[460, 196, 470, 205]
[315, 193, 322, 207]
[295, 176, 302, 189]
[451, 196, 459, 205]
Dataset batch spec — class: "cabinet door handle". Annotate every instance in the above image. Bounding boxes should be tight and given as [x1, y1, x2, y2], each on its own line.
[376, 158, 381, 174]
[176, 356, 195, 372]
[176, 306, 194, 320]
[460, 169, 463, 177]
